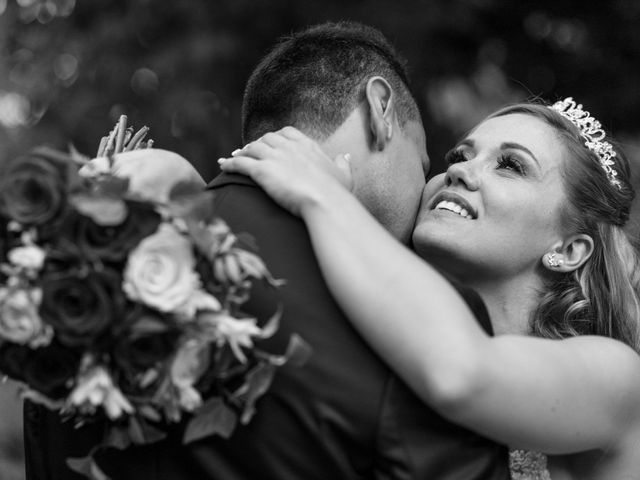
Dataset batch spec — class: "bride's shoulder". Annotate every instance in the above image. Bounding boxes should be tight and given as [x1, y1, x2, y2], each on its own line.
[563, 334, 639, 358]
[548, 336, 640, 404]
[563, 335, 640, 373]
[565, 335, 640, 406]
[563, 336, 640, 447]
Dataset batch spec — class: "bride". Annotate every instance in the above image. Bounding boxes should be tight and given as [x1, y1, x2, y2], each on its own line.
[218, 98, 640, 479]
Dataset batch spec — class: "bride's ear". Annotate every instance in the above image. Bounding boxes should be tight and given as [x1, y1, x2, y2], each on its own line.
[542, 234, 594, 273]
[365, 76, 396, 151]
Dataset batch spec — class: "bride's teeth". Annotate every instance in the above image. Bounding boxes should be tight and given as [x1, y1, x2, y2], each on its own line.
[434, 199, 473, 219]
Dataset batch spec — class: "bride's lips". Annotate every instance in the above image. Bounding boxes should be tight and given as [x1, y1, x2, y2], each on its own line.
[428, 191, 478, 219]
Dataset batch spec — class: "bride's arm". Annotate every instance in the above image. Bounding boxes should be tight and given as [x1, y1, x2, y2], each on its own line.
[220, 127, 640, 454]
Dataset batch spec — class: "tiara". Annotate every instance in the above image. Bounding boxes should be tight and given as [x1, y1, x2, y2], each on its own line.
[549, 97, 621, 189]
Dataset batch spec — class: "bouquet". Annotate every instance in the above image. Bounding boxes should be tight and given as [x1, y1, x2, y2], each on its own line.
[0, 117, 309, 479]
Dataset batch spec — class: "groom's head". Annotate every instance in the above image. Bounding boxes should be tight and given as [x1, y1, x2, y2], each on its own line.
[242, 21, 429, 243]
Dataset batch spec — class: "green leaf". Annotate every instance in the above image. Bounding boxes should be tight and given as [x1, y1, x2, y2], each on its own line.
[188, 226, 218, 259]
[183, 397, 237, 443]
[169, 180, 208, 200]
[259, 333, 313, 367]
[127, 416, 167, 445]
[129, 315, 170, 335]
[66, 455, 111, 480]
[103, 425, 132, 450]
[94, 176, 130, 196]
[283, 333, 313, 367]
[138, 404, 162, 422]
[237, 362, 276, 424]
[68, 142, 91, 164]
[259, 305, 282, 339]
[168, 190, 217, 224]
[30, 146, 77, 167]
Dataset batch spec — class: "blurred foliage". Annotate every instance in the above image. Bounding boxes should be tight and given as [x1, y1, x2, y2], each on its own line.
[1, 0, 640, 182]
[1, 1, 640, 477]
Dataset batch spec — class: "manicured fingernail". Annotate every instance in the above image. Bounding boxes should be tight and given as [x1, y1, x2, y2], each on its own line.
[344, 153, 351, 161]
[217, 158, 226, 164]
[231, 149, 242, 156]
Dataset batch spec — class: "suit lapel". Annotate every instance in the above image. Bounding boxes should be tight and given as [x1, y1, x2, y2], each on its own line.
[207, 172, 257, 190]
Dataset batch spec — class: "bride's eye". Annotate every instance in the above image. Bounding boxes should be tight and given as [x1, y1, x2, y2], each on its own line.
[445, 149, 467, 166]
[496, 154, 526, 175]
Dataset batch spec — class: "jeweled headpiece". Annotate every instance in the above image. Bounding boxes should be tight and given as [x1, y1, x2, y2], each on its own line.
[549, 97, 621, 189]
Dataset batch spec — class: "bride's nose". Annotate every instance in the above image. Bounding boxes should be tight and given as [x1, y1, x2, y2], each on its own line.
[444, 160, 481, 191]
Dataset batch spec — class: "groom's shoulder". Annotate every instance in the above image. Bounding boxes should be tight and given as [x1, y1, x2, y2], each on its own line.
[206, 172, 294, 221]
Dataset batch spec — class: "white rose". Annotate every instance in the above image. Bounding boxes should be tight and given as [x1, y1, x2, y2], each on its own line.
[113, 149, 204, 203]
[8, 245, 46, 271]
[0, 287, 52, 347]
[123, 223, 200, 312]
[78, 156, 111, 178]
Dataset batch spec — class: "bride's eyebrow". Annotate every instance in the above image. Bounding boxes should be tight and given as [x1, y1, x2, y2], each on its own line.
[500, 142, 540, 168]
[455, 139, 474, 149]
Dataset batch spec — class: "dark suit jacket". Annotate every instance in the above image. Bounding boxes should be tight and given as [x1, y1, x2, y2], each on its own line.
[24, 173, 509, 480]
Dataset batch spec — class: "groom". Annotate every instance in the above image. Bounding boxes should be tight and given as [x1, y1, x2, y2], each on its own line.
[24, 22, 509, 479]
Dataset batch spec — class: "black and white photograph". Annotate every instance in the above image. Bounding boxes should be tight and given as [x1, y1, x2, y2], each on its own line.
[1, 1, 640, 478]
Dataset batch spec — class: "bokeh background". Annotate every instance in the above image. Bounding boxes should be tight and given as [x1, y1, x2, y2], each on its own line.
[1, 0, 640, 477]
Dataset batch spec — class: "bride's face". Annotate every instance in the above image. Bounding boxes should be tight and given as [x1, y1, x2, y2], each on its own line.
[412, 113, 570, 279]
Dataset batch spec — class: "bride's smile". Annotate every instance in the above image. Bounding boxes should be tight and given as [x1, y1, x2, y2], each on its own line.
[413, 113, 568, 281]
[429, 191, 477, 219]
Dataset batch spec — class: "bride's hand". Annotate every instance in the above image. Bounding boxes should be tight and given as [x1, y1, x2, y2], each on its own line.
[218, 127, 352, 217]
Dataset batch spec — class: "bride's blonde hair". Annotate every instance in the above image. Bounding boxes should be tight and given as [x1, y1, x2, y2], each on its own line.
[489, 102, 640, 352]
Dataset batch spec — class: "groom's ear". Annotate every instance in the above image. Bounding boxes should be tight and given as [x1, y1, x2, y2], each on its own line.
[365, 76, 396, 152]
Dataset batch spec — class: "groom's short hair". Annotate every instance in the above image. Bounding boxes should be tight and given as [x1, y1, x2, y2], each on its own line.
[241, 21, 420, 143]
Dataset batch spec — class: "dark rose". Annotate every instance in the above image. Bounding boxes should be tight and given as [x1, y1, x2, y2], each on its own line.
[0, 341, 31, 382]
[0, 218, 11, 266]
[58, 201, 161, 262]
[23, 341, 81, 399]
[40, 267, 125, 347]
[113, 310, 179, 393]
[0, 151, 73, 226]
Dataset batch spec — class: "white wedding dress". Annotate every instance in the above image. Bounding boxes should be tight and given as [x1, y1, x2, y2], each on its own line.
[509, 450, 552, 480]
